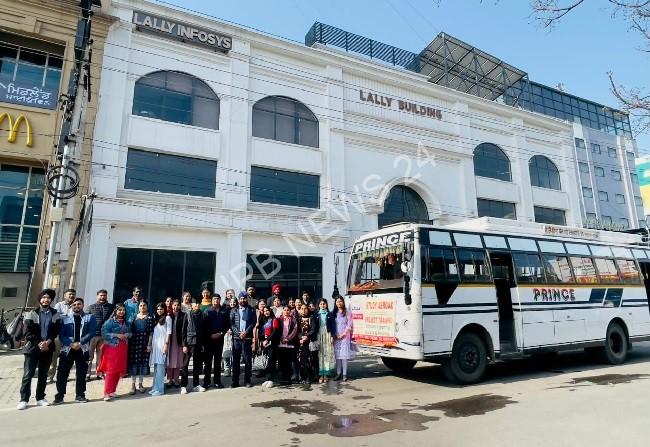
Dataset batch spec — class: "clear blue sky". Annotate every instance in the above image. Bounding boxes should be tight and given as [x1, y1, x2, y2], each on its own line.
[162, 0, 650, 152]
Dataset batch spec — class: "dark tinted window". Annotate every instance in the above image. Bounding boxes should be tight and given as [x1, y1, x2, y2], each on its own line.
[114, 248, 216, 308]
[477, 199, 516, 219]
[534, 206, 566, 225]
[542, 255, 575, 283]
[125, 149, 217, 198]
[245, 254, 322, 301]
[252, 96, 318, 147]
[133, 71, 219, 129]
[250, 166, 319, 208]
[473, 143, 511, 181]
[378, 185, 428, 228]
[529, 155, 561, 190]
[421, 247, 458, 283]
[512, 253, 545, 283]
[457, 249, 491, 282]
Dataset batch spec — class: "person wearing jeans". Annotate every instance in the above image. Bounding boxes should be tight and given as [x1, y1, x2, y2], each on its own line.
[149, 303, 171, 396]
[54, 297, 96, 404]
[230, 292, 255, 388]
[17, 289, 61, 410]
[47, 288, 75, 383]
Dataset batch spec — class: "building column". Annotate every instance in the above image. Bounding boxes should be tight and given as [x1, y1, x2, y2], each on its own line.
[80, 223, 112, 304]
[215, 231, 244, 293]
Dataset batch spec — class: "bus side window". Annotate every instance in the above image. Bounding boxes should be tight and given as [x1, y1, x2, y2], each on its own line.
[614, 259, 641, 284]
[542, 255, 575, 284]
[423, 247, 458, 282]
[594, 258, 621, 284]
[513, 253, 545, 284]
[457, 249, 491, 282]
[568, 256, 598, 284]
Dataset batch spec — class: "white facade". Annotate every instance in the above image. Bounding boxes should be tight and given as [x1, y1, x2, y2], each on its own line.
[78, 0, 581, 304]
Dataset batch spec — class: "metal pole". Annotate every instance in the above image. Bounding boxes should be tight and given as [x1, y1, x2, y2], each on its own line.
[43, 144, 69, 288]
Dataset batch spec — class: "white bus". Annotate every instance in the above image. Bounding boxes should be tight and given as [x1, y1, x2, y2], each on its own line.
[347, 218, 650, 384]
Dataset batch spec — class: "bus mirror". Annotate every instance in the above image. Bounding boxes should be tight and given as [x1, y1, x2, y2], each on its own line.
[400, 261, 411, 273]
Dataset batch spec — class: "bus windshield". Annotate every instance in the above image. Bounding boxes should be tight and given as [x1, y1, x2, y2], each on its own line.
[348, 247, 405, 293]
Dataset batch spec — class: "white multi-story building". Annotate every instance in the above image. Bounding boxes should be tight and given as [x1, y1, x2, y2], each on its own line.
[78, 0, 586, 305]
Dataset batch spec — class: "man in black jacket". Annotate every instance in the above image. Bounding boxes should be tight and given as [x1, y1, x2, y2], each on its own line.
[181, 300, 206, 394]
[17, 289, 61, 410]
[85, 290, 114, 380]
[203, 293, 229, 389]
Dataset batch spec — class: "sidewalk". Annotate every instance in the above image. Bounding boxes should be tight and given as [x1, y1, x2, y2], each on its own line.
[0, 351, 173, 410]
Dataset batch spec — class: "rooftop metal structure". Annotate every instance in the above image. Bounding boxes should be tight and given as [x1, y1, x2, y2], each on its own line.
[304, 22, 631, 137]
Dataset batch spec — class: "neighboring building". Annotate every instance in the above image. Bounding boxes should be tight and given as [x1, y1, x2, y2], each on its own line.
[0, 0, 113, 308]
[636, 156, 650, 224]
[80, 0, 586, 305]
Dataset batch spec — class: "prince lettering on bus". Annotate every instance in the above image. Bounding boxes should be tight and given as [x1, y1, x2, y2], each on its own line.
[533, 287, 576, 302]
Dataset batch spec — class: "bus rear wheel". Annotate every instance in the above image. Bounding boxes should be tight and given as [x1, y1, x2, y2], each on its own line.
[601, 322, 628, 365]
[381, 357, 417, 373]
[449, 332, 487, 384]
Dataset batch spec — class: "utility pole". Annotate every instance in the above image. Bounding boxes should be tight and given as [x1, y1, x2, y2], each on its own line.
[43, 0, 101, 290]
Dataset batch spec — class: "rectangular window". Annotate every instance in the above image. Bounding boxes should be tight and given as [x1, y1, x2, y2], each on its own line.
[456, 249, 490, 282]
[582, 187, 593, 198]
[114, 248, 216, 307]
[250, 166, 319, 208]
[611, 170, 622, 181]
[534, 206, 566, 225]
[608, 147, 617, 158]
[640, 219, 646, 228]
[631, 173, 638, 184]
[594, 166, 604, 177]
[616, 259, 641, 283]
[574, 138, 585, 149]
[483, 235, 508, 249]
[452, 233, 483, 248]
[508, 237, 537, 252]
[619, 218, 629, 228]
[615, 194, 625, 204]
[591, 143, 601, 154]
[627, 151, 636, 165]
[586, 212, 597, 222]
[476, 199, 516, 220]
[578, 162, 589, 173]
[246, 254, 322, 299]
[538, 240, 566, 253]
[125, 149, 217, 198]
[591, 245, 613, 257]
[428, 230, 453, 246]
[602, 215, 613, 225]
[598, 191, 609, 202]
[569, 256, 598, 283]
[512, 253, 545, 283]
[421, 247, 458, 283]
[594, 258, 620, 283]
[634, 196, 643, 206]
[0, 33, 63, 110]
[0, 165, 44, 272]
[543, 255, 575, 283]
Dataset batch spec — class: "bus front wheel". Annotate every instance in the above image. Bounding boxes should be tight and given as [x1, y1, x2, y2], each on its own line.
[601, 322, 628, 365]
[449, 332, 488, 384]
[381, 357, 417, 373]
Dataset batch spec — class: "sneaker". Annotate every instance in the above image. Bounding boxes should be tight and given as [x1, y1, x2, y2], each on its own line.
[103, 395, 112, 402]
[245, 382, 253, 388]
[75, 396, 88, 403]
[192, 385, 206, 393]
[231, 383, 239, 389]
[36, 399, 50, 407]
[214, 383, 224, 389]
[150, 391, 163, 396]
[180, 387, 188, 395]
[16, 401, 27, 410]
[53, 396, 64, 405]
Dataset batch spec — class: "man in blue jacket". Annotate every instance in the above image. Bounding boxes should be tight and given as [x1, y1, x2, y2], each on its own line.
[230, 291, 256, 388]
[53, 297, 97, 404]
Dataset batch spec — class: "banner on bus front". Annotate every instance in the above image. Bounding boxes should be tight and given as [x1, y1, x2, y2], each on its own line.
[351, 297, 398, 347]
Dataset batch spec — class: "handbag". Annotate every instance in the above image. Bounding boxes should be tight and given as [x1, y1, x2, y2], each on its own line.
[308, 340, 320, 352]
[222, 332, 233, 358]
[252, 352, 269, 371]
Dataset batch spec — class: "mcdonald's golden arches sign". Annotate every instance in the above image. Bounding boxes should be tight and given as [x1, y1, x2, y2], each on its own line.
[0, 111, 33, 147]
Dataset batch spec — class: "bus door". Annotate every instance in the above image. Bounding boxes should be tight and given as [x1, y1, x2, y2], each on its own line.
[489, 252, 520, 352]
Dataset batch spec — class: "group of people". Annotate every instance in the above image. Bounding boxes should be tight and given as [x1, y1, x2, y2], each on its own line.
[16, 284, 355, 410]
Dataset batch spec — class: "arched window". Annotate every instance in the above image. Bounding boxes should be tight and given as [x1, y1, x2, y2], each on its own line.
[473, 143, 511, 181]
[378, 185, 429, 228]
[132, 71, 219, 129]
[252, 96, 318, 147]
[529, 155, 561, 190]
